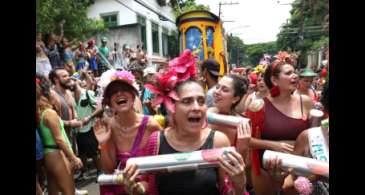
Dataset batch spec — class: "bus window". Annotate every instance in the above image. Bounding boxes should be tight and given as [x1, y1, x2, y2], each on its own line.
[185, 27, 204, 61]
[206, 27, 214, 58]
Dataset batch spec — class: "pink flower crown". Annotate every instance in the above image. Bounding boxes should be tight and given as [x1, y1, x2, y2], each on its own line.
[144, 49, 197, 113]
[97, 70, 140, 106]
[111, 70, 135, 85]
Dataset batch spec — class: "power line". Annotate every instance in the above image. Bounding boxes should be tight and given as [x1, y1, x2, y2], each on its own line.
[218, 1, 239, 18]
[282, 25, 325, 30]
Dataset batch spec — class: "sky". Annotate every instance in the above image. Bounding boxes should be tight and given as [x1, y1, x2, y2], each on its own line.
[195, 0, 295, 44]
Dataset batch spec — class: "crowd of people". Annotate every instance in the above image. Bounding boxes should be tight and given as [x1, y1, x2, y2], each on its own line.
[36, 25, 329, 195]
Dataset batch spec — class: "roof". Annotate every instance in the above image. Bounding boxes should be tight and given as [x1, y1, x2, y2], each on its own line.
[176, 10, 220, 26]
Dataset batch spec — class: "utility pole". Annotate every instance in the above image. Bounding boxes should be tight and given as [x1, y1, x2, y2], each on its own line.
[218, 1, 239, 18]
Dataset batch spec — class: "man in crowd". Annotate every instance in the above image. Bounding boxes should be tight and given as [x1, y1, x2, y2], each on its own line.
[201, 59, 220, 108]
[48, 68, 89, 194]
[141, 66, 157, 115]
[48, 68, 84, 151]
[98, 37, 110, 74]
[69, 74, 103, 179]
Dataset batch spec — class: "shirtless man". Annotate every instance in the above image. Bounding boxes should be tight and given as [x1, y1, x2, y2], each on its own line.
[48, 68, 87, 152]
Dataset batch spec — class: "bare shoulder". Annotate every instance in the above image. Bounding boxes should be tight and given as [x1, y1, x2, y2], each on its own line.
[207, 107, 219, 113]
[49, 90, 59, 101]
[147, 115, 163, 132]
[43, 108, 57, 116]
[66, 90, 73, 97]
[298, 94, 314, 109]
[213, 130, 231, 148]
[65, 90, 76, 102]
[43, 109, 59, 123]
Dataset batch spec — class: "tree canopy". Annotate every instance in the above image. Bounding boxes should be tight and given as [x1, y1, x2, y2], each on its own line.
[227, 35, 246, 67]
[276, 0, 329, 54]
[36, 0, 106, 41]
[171, 0, 210, 17]
[244, 42, 278, 66]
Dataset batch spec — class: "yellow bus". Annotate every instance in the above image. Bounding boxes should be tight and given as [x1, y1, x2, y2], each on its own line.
[176, 10, 229, 76]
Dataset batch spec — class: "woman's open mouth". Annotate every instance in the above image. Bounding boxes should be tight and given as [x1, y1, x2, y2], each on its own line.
[187, 116, 202, 123]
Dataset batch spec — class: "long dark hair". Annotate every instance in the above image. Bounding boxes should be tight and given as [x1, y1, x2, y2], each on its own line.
[225, 74, 249, 111]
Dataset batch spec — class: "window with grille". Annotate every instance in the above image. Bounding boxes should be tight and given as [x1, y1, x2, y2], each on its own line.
[101, 14, 118, 28]
[162, 27, 169, 57]
[152, 22, 159, 54]
[137, 15, 147, 51]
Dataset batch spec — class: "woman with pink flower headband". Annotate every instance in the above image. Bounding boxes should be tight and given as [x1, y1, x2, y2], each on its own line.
[245, 51, 314, 195]
[122, 50, 250, 195]
[93, 70, 162, 195]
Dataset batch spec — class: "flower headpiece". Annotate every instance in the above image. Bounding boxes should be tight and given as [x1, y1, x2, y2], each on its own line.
[168, 50, 197, 82]
[249, 72, 258, 85]
[252, 64, 267, 75]
[97, 70, 140, 106]
[111, 70, 136, 85]
[259, 54, 272, 66]
[145, 49, 197, 112]
[272, 51, 295, 70]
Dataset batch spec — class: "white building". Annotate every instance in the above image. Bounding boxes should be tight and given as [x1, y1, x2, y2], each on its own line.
[87, 0, 177, 65]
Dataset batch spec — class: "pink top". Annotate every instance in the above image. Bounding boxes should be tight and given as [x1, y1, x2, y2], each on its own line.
[100, 116, 150, 195]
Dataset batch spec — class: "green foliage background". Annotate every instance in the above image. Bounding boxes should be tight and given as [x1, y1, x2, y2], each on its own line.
[36, 0, 106, 41]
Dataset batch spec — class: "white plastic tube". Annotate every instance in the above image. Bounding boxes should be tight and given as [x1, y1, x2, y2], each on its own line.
[207, 112, 249, 127]
[309, 109, 324, 127]
[308, 127, 329, 163]
[126, 147, 236, 173]
[262, 150, 329, 178]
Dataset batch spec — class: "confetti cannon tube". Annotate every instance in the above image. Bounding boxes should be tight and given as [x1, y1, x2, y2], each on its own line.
[263, 150, 329, 178]
[207, 112, 249, 128]
[97, 147, 236, 192]
[127, 147, 236, 173]
[308, 127, 329, 163]
[309, 109, 324, 127]
[97, 173, 145, 194]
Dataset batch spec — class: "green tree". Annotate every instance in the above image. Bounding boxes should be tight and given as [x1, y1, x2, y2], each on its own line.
[170, 0, 210, 17]
[36, 0, 106, 41]
[276, 0, 328, 66]
[245, 42, 278, 65]
[227, 35, 246, 67]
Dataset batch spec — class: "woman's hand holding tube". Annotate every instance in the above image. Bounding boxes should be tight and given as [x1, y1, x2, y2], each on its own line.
[122, 163, 145, 194]
[218, 151, 246, 194]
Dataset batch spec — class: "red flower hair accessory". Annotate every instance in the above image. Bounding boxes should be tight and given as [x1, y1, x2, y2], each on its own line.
[144, 70, 179, 112]
[249, 72, 258, 85]
[272, 51, 295, 70]
[168, 49, 197, 82]
[145, 50, 199, 113]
